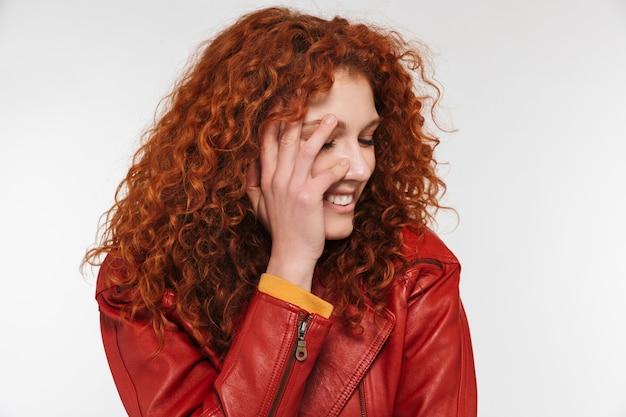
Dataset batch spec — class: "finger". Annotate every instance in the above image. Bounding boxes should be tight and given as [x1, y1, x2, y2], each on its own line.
[259, 119, 280, 189]
[273, 119, 302, 185]
[308, 157, 350, 196]
[291, 114, 338, 184]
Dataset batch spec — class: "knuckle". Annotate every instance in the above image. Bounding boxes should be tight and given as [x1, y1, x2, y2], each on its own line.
[271, 175, 289, 191]
[298, 147, 316, 161]
[279, 133, 297, 146]
[296, 191, 313, 206]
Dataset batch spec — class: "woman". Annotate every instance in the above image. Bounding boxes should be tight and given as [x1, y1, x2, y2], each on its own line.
[87, 6, 477, 416]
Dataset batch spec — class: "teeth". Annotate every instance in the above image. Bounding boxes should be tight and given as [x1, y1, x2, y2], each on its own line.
[325, 194, 354, 206]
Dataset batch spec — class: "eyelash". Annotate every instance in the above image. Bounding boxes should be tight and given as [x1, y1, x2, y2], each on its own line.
[321, 140, 336, 150]
[321, 138, 376, 150]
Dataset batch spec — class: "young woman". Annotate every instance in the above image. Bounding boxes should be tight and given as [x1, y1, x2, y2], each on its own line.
[87, 6, 477, 416]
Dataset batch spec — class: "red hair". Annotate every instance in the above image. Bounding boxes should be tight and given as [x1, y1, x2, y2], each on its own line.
[85, 7, 446, 355]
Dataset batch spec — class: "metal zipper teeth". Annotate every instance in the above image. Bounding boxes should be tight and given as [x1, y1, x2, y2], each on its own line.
[358, 381, 366, 417]
[267, 313, 310, 417]
[397, 258, 443, 275]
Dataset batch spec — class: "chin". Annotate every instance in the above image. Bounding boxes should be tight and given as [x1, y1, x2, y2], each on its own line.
[323, 223, 354, 241]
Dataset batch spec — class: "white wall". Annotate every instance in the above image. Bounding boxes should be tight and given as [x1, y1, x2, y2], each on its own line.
[0, 0, 624, 416]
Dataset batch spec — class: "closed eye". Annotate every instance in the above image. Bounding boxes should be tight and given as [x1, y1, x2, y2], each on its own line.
[321, 139, 336, 150]
[358, 138, 375, 147]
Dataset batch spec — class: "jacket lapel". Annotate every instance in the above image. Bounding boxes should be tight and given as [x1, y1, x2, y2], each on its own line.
[299, 299, 395, 416]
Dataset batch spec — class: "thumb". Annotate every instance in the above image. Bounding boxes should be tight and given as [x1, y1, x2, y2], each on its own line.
[312, 158, 350, 195]
[327, 157, 350, 182]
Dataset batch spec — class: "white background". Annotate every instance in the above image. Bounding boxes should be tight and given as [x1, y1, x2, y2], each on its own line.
[1, 0, 625, 416]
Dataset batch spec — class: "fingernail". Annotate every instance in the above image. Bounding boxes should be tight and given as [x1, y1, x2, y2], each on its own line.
[324, 114, 337, 124]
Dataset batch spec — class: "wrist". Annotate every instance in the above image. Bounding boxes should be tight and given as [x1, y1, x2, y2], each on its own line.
[265, 256, 316, 292]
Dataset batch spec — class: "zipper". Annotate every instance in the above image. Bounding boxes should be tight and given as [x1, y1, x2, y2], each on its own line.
[267, 313, 312, 416]
[358, 381, 367, 417]
[397, 258, 443, 275]
[295, 315, 312, 361]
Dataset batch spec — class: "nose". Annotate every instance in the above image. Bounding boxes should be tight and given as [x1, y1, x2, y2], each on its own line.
[343, 140, 374, 181]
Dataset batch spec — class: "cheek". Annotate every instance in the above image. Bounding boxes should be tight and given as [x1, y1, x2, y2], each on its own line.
[365, 149, 376, 175]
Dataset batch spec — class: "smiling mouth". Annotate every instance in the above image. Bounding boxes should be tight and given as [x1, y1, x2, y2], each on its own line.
[325, 194, 354, 206]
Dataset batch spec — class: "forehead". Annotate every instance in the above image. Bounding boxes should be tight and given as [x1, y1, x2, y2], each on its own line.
[304, 71, 377, 122]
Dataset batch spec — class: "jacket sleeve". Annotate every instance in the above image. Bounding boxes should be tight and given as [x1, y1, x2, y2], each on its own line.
[394, 258, 477, 417]
[96, 257, 333, 417]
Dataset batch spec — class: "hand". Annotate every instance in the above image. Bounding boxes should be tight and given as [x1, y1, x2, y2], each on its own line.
[246, 114, 349, 290]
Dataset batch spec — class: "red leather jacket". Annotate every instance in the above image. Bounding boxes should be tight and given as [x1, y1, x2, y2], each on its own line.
[96, 227, 477, 416]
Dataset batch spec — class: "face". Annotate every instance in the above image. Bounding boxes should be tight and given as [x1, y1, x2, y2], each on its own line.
[302, 70, 379, 240]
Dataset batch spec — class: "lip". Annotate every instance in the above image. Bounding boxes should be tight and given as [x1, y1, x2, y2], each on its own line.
[323, 191, 358, 214]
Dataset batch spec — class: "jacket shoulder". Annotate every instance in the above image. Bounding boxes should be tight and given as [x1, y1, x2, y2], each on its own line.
[394, 226, 462, 303]
[401, 226, 459, 265]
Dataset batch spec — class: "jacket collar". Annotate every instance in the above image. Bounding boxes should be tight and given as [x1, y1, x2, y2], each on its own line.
[300, 289, 396, 416]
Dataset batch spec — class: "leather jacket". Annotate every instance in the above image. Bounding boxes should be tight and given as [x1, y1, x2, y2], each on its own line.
[96, 226, 477, 416]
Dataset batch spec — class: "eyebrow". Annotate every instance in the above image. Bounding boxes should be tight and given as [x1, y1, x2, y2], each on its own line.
[302, 117, 381, 130]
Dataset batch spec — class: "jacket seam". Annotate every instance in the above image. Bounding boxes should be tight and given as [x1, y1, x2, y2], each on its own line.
[456, 301, 475, 416]
[326, 311, 395, 416]
[398, 258, 443, 275]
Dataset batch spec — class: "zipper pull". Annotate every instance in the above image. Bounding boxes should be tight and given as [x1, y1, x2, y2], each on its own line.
[295, 340, 307, 362]
[295, 317, 309, 362]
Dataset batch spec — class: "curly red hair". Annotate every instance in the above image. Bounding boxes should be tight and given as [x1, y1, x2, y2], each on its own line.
[85, 7, 447, 355]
